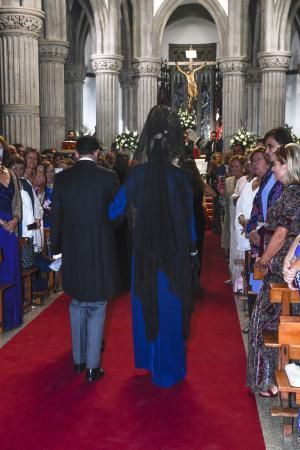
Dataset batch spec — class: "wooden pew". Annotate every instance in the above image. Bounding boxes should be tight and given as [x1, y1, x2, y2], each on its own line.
[0, 283, 14, 334]
[271, 316, 300, 437]
[22, 267, 38, 313]
[0, 247, 15, 333]
[263, 283, 300, 350]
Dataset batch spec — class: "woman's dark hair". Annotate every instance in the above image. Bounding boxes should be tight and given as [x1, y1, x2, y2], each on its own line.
[264, 127, 293, 145]
[181, 158, 204, 196]
[114, 153, 129, 184]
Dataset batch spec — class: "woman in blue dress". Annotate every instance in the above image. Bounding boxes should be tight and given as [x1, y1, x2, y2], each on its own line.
[0, 161, 23, 330]
[109, 105, 198, 388]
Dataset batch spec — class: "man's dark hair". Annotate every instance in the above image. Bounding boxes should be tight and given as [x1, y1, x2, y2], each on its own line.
[264, 127, 293, 145]
[76, 136, 100, 155]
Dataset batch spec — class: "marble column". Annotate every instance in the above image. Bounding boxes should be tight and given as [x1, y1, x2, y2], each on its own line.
[64, 64, 86, 134]
[245, 68, 262, 138]
[220, 57, 249, 149]
[91, 54, 123, 148]
[119, 71, 135, 131]
[39, 40, 69, 150]
[258, 51, 291, 134]
[132, 58, 160, 132]
[0, 7, 44, 148]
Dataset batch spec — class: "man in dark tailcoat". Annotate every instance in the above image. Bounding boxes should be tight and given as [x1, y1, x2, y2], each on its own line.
[51, 136, 120, 382]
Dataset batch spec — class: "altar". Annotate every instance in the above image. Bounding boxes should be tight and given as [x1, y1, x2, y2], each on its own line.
[61, 140, 77, 152]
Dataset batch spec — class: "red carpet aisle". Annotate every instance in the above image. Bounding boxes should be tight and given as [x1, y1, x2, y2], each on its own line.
[0, 232, 265, 450]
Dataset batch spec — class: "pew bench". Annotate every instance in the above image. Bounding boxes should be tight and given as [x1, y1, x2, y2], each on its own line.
[270, 283, 300, 315]
[271, 316, 300, 437]
[21, 267, 39, 313]
[264, 283, 300, 352]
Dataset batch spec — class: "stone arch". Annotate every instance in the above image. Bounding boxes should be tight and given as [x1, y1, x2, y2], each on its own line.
[279, 0, 300, 52]
[76, 0, 107, 54]
[271, 0, 300, 52]
[153, 0, 228, 58]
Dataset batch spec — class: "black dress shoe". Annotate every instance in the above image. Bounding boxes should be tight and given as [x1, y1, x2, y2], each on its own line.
[86, 368, 104, 382]
[74, 362, 86, 373]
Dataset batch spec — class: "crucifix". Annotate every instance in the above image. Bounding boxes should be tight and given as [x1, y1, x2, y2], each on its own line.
[168, 46, 215, 111]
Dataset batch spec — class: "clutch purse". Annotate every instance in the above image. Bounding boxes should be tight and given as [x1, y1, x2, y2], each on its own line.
[253, 265, 265, 280]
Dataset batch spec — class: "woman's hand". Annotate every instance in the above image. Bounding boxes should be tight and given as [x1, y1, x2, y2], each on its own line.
[3, 217, 18, 234]
[255, 256, 269, 273]
[238, 215, 247, 230]
[283, 258, 300, 285]
[249, 230, 260, 246]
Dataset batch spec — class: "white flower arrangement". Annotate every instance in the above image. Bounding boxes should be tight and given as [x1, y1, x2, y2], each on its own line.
[115, 128, 139, 152]
[177, 108, 196, 130]
[285, 124, 300, 144]
[230, 127, 256, 149]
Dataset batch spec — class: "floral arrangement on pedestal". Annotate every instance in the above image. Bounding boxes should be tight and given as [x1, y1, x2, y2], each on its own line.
[115, 128, 139, 153]
[285, 124, 300, 144]
[230, 127, 256, 149]
[177, 107, 196, 130]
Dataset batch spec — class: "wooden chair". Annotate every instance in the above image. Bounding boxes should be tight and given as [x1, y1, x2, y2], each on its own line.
[271, 316, 300, 437]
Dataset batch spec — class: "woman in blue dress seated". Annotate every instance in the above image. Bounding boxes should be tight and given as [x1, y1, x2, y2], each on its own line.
[109, 105, 198, 388]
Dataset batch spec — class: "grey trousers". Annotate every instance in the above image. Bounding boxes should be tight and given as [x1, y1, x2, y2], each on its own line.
[69, 299, 107, 369]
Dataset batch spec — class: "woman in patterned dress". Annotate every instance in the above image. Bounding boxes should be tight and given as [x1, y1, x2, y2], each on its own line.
[247, 143, 300, 397]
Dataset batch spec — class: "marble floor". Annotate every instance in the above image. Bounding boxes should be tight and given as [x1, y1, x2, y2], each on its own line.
[1, 289, 300, 449]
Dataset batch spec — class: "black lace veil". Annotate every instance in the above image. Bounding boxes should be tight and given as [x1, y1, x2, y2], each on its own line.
[131, 105, 195, 341]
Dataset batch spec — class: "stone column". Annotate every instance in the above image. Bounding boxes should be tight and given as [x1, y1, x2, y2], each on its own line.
[258, 51, 291, 134]
[64, 64, 86, 133]
[245, 68, 262, 138]
[220, 57, 249, 149]
[119, 71, 135, 131]
[91, 54, 123, 148]
[0, 7, 44, 148]
[132, 58, 160, 132]
[39, 40, 69, 150]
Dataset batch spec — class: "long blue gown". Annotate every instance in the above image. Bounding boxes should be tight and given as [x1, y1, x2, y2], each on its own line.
[109, 166, 196, 388]
[0, 177, 22, 330]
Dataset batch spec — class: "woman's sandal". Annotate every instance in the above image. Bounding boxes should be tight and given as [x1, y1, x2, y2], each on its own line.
[258, 386, 278, 398]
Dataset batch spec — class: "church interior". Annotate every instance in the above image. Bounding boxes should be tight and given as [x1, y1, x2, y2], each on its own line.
[1, 1, 300, 449]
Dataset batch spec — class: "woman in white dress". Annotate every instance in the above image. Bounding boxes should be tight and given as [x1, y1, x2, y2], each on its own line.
[227, 156, 247, 291]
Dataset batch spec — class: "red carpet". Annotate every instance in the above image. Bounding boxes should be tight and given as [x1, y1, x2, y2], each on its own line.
[0, 232, 265, 450]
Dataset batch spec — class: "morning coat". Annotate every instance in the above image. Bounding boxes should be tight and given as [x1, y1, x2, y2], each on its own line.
[51, 160, 120, 301]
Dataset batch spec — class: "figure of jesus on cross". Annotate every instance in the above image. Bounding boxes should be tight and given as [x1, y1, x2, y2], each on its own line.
[173, 46, 215, 111]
